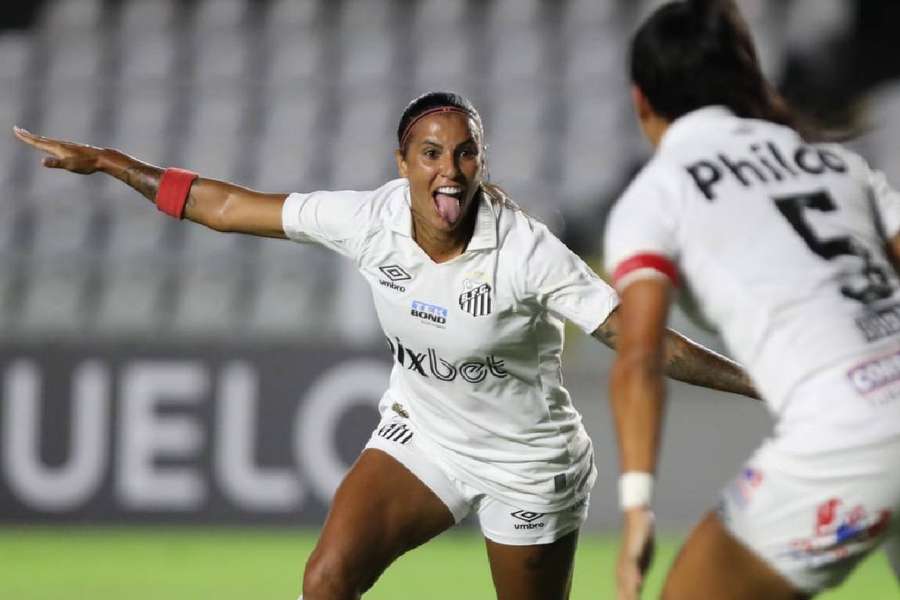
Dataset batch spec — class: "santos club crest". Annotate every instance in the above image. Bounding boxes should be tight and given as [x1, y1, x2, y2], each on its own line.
[459, 279, 492, 317]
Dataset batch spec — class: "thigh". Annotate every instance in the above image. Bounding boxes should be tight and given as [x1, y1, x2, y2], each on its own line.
[662, 511, 807, 600]
[485, 529, 579, 600]
[305, 448, 456, 593]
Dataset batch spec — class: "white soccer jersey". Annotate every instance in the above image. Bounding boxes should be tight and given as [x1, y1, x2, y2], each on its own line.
[283, 179, 619, 511]
[605, 106, 900, 416]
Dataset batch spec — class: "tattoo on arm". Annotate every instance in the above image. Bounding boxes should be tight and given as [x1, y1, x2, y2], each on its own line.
[660, 330, 759, 399]
[591, 318, 618, 350]
[113, 163, 163, 203]
[592, 317, 758, 399]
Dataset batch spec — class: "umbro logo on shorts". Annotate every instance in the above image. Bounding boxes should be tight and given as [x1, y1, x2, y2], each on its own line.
[376, 421, 414, 445]
[510, 510, 544, 523]
[510, 510, 545, 530]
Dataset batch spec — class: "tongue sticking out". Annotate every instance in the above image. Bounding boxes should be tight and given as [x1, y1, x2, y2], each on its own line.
[434, 193, 462, 225]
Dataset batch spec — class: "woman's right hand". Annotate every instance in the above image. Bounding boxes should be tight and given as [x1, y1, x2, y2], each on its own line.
[13, 126, 108, 175]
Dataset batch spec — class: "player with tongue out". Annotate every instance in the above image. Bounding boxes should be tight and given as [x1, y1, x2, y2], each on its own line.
[15, 90, 758, 600]
[433, 187, 462, 225]
[394, 96, 486, 263]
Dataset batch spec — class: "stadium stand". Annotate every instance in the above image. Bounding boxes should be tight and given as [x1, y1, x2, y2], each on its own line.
[0, 0, 896, 343]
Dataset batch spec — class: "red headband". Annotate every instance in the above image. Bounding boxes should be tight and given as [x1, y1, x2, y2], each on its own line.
[399, 106, 473, 149]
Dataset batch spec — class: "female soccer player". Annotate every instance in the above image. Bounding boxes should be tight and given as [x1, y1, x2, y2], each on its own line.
[605, 1, 900, 598]
[15, 91, 754, 600]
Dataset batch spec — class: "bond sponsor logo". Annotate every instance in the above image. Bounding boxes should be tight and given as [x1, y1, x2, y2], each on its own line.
[855, 303, 900, 342]
[410, 300, 448, 328]
[385, 337, 507, 383]
[510, 510, 545, 530]
[459, 281, 492, 317]
[848, 350, 900, 396]
[685, 140, 848, 201]
[378, 265, 412, 293]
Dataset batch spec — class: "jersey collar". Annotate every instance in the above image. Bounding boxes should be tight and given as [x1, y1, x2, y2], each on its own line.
[394, 186, 498, 252]
[659, 105, 735, 152]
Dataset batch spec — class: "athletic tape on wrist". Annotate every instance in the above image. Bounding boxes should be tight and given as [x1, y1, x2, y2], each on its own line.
[156, 167, 199, 219]
[619, 472, 654, 510]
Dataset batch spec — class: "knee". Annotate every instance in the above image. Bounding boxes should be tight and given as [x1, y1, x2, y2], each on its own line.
[302, 548, 379, 600]
[302, 550, 356, 599]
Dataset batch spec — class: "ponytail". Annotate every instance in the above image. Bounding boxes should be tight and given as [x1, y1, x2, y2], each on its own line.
[480, 182, 519, 212]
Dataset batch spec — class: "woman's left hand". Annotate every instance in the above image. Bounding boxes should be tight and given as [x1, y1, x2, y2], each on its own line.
[616, 506, 656, 600]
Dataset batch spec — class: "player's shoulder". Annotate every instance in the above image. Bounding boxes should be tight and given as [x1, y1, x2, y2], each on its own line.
[616, 151, 690, 215]
[367, 177, 410, 212]
[495, 196, 551, 248]
[499, 203, 583, 275]
[326, 178, 409, 227]
[293, 178, 407, 208]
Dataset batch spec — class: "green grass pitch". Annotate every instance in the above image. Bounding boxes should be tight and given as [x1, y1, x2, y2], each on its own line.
[0, 527, 895, 599]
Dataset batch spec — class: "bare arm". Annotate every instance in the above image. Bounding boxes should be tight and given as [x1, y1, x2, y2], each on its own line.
[608, 278, 669, 600]
[13, 127, 287, 238]
[607, 280, 670, 474]
[594, 306, 759, 400]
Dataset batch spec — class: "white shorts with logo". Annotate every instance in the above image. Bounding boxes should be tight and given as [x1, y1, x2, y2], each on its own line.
[719, 360, 900, 594]
[364, 410, 589, 546]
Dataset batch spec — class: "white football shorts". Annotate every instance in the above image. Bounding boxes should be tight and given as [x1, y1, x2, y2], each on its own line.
[719, 363, 900, 594]
[364, 409, 589, 546]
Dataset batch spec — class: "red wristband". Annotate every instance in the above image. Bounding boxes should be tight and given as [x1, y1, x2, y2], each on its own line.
[155, 168, 199, 219]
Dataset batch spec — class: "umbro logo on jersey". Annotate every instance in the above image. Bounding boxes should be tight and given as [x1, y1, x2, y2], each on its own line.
[459, 282, 492, 317]
[376, 421, 414, 445]
[510, 510, 546, 529]
[379, 265, 412, 282]
[378, 265, 412, 293]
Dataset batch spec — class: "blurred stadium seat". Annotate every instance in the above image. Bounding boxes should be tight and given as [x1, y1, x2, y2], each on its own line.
[0, 0, 896, 342]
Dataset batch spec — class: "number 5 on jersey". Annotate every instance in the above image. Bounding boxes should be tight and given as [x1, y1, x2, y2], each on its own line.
[773, 190, 894, 304]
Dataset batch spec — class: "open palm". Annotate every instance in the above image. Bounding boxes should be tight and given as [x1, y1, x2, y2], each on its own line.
[13, 126, 105, 175]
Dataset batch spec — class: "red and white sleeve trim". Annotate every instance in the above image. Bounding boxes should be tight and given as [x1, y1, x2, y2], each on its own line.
[612, 253, 679, 292]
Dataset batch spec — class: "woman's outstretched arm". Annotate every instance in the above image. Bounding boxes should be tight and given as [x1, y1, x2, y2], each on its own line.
[593, 306, 759, 400]
[13, 127, 287, 238]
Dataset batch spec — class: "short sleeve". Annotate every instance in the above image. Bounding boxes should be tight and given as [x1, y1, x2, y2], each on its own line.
[604, 162, 682, 292]
[525, 224, 619, 334]
[870, 168, 900, 240]
[281, 189, 373, 260]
